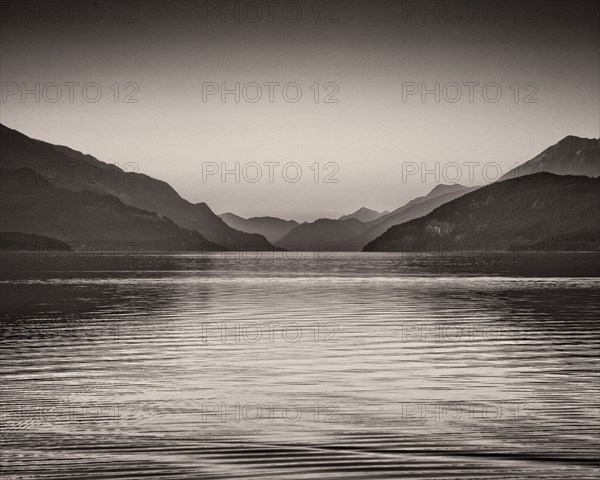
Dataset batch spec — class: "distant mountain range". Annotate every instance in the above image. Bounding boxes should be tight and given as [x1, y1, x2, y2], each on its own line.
[219, 213, 298, 243]
[220, 207, 389, 246]
[277, 183, 477, 251]
[1, 167, 222, 251]
[343, 184, 478, 250]
[339, 207, 388, 223]
[278, 134, 599, 252]
[1, 125, 598, 252]
[276, 218, 370, 251]
[0, 124, 275, 250]
[500, 136, 599, 181]
[364, 173, 600, 252]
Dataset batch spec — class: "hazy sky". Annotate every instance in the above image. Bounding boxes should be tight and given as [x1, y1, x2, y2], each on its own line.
[1, 0, 599, 221]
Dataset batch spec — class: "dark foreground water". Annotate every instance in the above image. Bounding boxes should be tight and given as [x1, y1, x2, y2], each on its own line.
[1, 252, 599, 479]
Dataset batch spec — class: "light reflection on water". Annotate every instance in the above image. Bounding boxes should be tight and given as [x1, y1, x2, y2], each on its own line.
[1, 252, 599, 479]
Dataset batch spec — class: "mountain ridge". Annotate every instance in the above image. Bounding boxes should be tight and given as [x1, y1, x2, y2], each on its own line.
[339, 207, 388, 223]
[364, 173, 600, 252]
[219, 213, 299, 243]
[0, 124, 277, 250]
[500, 135, 599, 181]
[0, 167, 223, 251]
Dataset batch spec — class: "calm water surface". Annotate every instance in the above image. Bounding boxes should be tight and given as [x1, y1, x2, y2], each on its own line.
[1, 252, 599, 479]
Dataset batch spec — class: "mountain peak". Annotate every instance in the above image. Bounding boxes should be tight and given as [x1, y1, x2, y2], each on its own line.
[559, 134, 598, 143]
[500, 134, 600, 181]
[355, 207, 377, 214]
[339, 207, 386, 223]
[554, 135, 599, 151]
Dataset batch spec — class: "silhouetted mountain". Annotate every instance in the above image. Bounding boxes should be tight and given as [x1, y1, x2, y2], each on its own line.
[219, 213, 298, 243]
[0, 124, 276, 250]
[276, 218, 369, 251]
[421, 183, 471, 200]
[277, 184, 476, 251]
[344, 184, 477, 250]
[0, 232, 72, 251]
[500, 135, 599, 181]
[339, 207, 387, 223]
[364, 173, 600, 252]
[1, 168, 222, 251]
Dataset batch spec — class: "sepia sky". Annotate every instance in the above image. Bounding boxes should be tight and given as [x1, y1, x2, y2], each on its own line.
[1, 0, 599, 221]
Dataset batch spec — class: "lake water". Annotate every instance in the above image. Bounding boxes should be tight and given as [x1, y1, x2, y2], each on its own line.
[1, 252, 599, 479]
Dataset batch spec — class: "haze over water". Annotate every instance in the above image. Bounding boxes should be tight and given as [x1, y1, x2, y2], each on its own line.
[1, 252, 598, 479]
